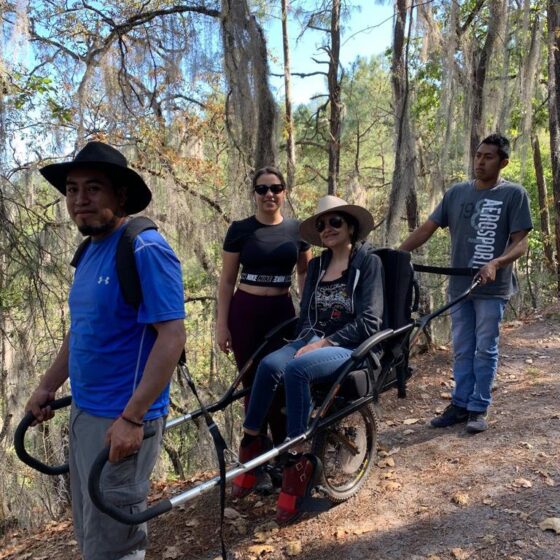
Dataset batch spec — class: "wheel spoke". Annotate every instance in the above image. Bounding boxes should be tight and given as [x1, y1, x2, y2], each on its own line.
[312, 403, 378, 503]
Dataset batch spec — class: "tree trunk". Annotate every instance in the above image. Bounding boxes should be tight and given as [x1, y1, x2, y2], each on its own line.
[253, 24, 278, 170]
[433, 0, 459, 200]
[519, 15, 543, 174]
[327, 0, 341, 195]
[495, 15, 513, 133]
[221, 0, 277, 173]
[547, 0, 560, 294]
[0, 192, 9, 446]
[385, 0, 416, 246]
[468, 0, 505, 174]
[281, 0, 296, 190]
[531, 134, 554, 270]
[406, 185, 419, 232]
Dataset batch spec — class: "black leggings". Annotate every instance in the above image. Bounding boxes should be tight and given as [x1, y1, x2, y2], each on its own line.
[228, 289, 296, 444]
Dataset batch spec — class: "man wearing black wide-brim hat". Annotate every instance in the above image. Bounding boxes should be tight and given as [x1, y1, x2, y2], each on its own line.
[25, 141, 186, 560]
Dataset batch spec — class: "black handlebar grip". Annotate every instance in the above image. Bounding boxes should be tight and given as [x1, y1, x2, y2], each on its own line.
[14, 395, 73, 475]
[88, 425, 172, 525]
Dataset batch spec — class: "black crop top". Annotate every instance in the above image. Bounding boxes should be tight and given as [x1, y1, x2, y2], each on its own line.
[223, 216, 310, 287]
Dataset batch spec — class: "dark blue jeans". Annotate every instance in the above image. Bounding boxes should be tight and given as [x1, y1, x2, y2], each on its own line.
[244, 336, 353, 438]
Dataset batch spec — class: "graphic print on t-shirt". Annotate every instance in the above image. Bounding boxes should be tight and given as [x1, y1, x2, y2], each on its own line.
[429, 180, 533, 297]
[468, 198, 504, 268]
[315, 277, 353, 337]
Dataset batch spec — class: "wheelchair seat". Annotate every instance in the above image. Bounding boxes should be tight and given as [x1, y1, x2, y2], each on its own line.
[338, 368, 371, 399]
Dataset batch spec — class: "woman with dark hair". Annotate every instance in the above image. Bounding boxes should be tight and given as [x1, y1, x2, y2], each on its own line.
[216, 167, 311, 473]
[232, 195, 384, 523]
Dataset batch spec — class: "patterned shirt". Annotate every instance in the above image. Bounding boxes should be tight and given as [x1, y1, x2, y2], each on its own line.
[313, 272, 354, 337]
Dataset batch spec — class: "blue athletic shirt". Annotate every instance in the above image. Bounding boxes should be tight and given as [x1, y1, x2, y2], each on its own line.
[68, 223, 185, 419]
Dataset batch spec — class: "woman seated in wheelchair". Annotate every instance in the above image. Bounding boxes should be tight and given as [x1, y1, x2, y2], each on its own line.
[233, 195, 384, 523]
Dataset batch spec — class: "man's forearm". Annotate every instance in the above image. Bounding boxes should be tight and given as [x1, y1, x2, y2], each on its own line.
[492, 233, 529, 269]
[26, 333, 70, 420]
[40, 333, 71, 392]
[475, 231, 529, 285]
[399, 220, 439, 252]
[123, 320, 186, 422]
[399, 231, 427, 252]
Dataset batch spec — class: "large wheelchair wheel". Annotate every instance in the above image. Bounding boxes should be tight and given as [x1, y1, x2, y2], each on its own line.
[311, 402, 378, 503]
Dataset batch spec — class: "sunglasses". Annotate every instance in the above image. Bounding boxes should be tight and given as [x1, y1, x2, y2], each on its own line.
[315, 215, 345, 233]
[254, 184, 285, 195]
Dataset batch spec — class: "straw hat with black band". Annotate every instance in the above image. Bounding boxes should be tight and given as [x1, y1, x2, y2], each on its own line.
[299, 195, 375, 247]
[40, 141, 152, 215]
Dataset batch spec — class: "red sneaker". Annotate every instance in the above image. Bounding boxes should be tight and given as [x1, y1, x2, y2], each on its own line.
[232, 435, 271, 498]
[276, 454, 317, 523]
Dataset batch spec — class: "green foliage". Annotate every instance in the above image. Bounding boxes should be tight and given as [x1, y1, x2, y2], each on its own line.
[12, 74, 53, 109]
[290, 53, 393, 218]
[411, 60, 442, 131]
[9, 73, 72, 123]
[1, 0, 558, 529]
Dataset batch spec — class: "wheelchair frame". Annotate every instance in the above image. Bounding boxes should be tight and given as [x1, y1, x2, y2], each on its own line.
[14, 257, 480, 526]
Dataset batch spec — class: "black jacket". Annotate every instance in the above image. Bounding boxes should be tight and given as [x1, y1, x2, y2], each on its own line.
[296, 241, 384, 349]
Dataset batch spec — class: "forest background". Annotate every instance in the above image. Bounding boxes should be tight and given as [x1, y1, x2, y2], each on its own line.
[1, 0, 559, 531]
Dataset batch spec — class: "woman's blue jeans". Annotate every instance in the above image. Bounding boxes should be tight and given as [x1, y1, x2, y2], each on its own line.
[243, 337, 353, 438]
[450, 296, 507, 412]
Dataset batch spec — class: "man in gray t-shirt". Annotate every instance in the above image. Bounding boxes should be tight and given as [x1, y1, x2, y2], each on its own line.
[399, 134, 533, 434]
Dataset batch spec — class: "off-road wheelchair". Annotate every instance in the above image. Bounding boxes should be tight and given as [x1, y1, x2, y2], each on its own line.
[15, 248, 478, 528]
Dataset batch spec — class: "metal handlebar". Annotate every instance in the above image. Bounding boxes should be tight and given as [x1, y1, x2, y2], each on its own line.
[14, 395, 73, 475]
[15, 397, 173, 523]
[87, 425, 173, 524]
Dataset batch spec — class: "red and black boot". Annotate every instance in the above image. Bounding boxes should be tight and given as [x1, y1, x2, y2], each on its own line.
[276, 453, 321, 524]
[232, 434, 272, 498]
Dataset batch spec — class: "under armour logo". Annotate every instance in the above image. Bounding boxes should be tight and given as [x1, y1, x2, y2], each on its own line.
[97, 276, 110, 285]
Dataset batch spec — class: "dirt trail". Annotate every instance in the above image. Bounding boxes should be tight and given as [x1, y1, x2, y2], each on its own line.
[2, 314, 559, 560]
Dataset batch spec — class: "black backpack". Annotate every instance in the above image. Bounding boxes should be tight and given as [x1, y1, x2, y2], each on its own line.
[70, 216, 158, 309]
[373, 248, 419, 398]
[373, 248, 419, 329]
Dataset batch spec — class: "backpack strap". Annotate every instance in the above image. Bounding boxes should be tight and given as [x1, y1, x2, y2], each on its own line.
[70, 238, 91, 268]
[70, 217, 158, 309]
[116, 217, 158, 309]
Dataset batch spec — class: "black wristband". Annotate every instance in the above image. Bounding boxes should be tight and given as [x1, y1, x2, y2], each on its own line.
[120, 414, 144, 427]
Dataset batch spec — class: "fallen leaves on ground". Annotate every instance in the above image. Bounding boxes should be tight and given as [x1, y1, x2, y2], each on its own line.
[162, 545, 180, 559]
[380, 480, 402, 491]
[451, 492, 469, 506]
[378, 446, 400, 457]
[335, 528, 347, 539]
[539, 518, 560, 534]
[224, 507, 242, 519]
[285, 540, 302, 556]
[253, 521, 279, 544]
[480, 534, 497, 544]
[511, 478, 533, 488]
[248, 544, 274, 555]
